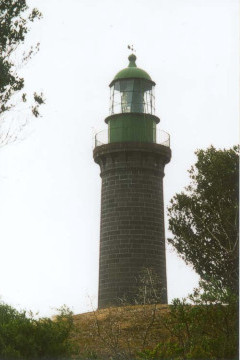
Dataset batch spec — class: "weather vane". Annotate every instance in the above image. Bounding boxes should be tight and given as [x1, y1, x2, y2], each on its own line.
[128, 44, 136, 53]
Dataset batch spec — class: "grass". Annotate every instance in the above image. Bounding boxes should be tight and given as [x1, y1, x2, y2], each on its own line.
[71, 304, 170, 359]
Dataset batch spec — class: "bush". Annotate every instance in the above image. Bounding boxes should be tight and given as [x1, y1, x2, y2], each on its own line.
[138, 281, 238, 360]
[0, 302, 75, 359]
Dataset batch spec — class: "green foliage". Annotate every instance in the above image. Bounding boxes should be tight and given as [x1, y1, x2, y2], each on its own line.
[138, 282, 238, 360]
[168, 146, 239, 294]
[0, 0, 45, 143]
[0, 302, 76, 359]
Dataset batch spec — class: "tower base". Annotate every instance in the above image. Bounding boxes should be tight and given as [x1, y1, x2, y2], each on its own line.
[93, 142, 171, 309]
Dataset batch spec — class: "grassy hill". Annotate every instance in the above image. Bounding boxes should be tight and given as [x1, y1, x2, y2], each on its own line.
[70, 300, 238, 360]
[72, 304, 170, 359]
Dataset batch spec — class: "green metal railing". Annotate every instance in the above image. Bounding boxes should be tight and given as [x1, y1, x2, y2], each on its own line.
[94, 128, 170, 148]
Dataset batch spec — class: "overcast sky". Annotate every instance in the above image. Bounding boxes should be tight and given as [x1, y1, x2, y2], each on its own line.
[0, 0, 238, 318]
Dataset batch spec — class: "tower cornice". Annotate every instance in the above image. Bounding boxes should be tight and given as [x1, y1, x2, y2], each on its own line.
[93, 142, 171, 165]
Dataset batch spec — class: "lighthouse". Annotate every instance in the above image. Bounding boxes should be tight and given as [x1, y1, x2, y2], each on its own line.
[93, 54, 171, 308]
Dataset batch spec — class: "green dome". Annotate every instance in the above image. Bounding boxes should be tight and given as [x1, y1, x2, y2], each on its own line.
[110, 54, 155, 86]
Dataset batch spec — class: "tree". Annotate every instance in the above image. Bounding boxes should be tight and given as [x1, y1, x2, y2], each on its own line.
[167, 146, 239, 294]
[0, 302, 77, 359]
[138, 281, 238, 360]
[0, 0, 44, 146]
[118, 267, 166, 306]
[134, 268, 166, 306]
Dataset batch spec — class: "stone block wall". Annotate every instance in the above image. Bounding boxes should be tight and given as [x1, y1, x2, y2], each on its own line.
[93, 142, 171, 308]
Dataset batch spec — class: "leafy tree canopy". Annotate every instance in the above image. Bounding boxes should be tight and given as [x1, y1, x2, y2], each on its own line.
[0, 0, 44, 145]
[139, 280, 238, 360]
[168, 146, 239, 294]
[0, 302, 76, 359]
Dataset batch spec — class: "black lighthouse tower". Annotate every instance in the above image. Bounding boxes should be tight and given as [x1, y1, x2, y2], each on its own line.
[93, 54, 171, 308]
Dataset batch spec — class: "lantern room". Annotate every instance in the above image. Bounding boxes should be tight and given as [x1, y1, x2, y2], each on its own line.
[105, 54, 160, 143]
[109, 54, 156, 115]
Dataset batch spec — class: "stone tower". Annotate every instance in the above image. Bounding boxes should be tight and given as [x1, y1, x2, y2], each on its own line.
[93, 54, 171, 308]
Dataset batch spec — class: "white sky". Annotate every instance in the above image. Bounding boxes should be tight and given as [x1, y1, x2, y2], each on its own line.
[0, 0, 238, 318]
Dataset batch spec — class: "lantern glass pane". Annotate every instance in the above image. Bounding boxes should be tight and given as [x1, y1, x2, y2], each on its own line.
[109, 79, 155, 115]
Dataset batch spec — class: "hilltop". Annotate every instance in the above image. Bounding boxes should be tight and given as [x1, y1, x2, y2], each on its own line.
[72, 304, 170, 359]
[69, 298, 238, 360]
